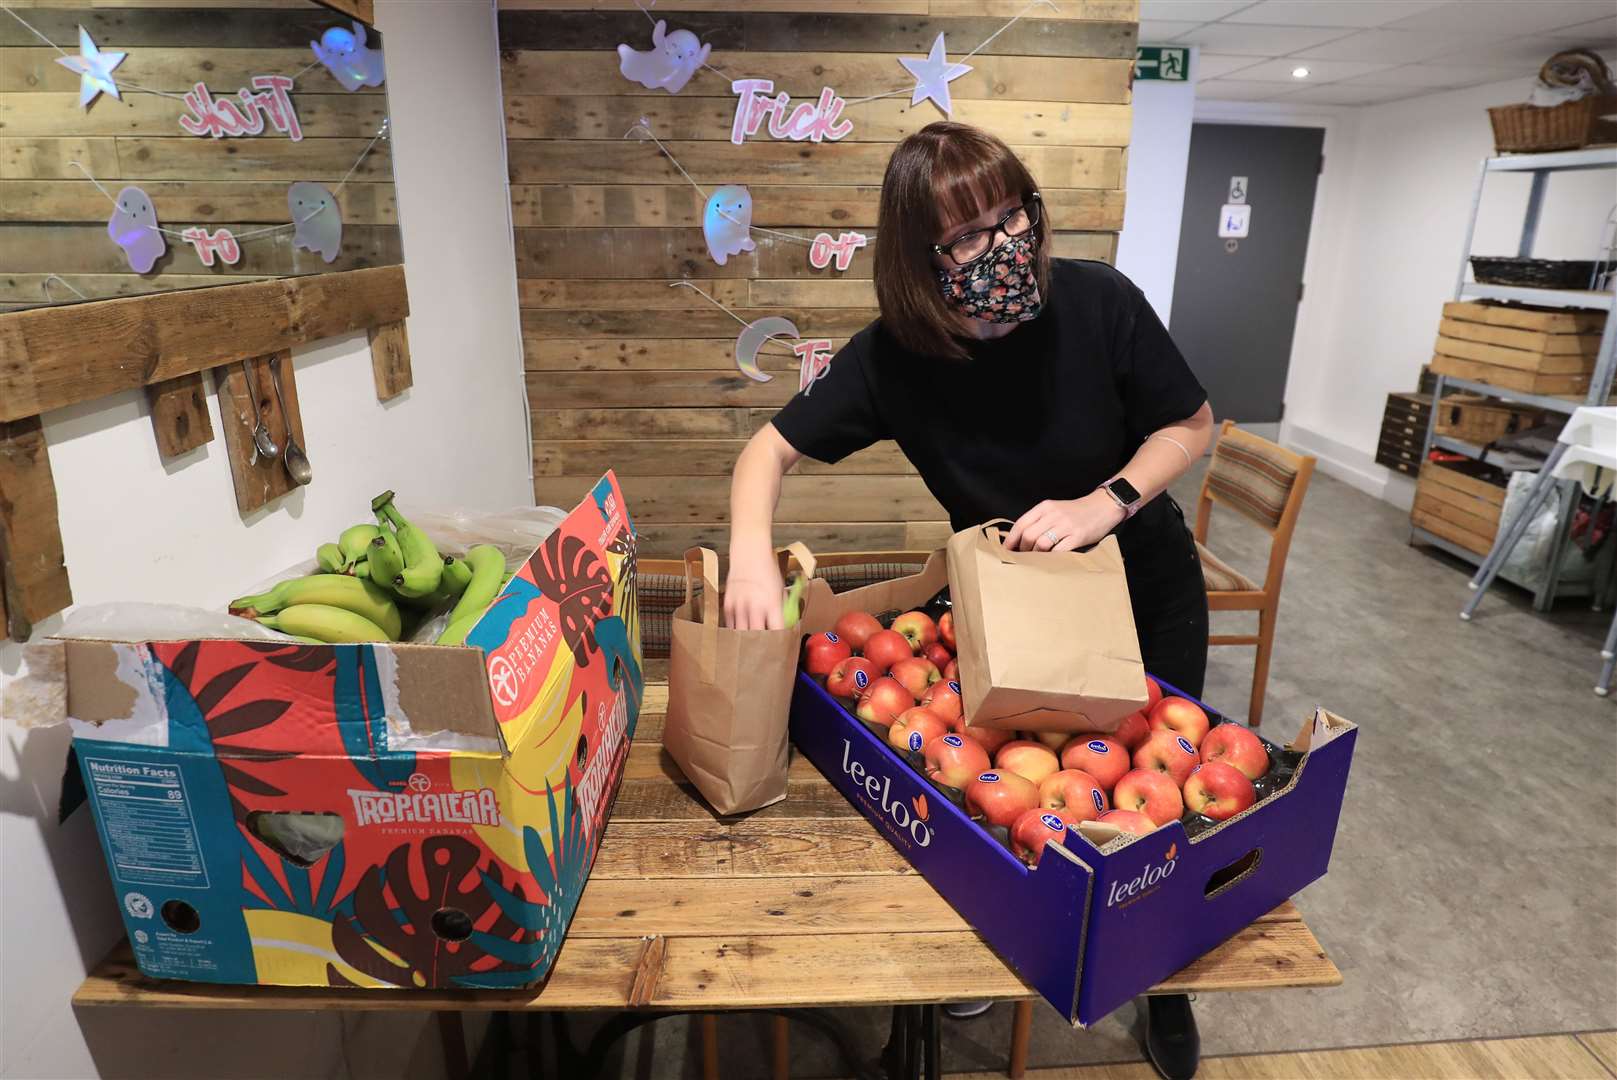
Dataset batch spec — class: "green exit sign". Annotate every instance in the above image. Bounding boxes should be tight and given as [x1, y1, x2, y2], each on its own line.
[1135, 46, 1189, 81]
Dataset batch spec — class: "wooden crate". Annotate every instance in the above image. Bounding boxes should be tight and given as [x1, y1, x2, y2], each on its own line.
[1429, 352, 1593, 396]
[1432, 301, 1605, 396]
[1412, 460, 1506, 557]
[1432, 394, 1550, 444]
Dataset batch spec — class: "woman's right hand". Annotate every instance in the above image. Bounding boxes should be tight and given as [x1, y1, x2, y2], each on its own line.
[723, 563, 785, 630]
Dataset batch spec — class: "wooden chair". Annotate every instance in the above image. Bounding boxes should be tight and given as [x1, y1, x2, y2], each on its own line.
[1193, 420, 1316, 728]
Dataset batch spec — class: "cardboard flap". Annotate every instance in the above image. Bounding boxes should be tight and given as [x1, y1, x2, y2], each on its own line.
[467, 472, 633, 756]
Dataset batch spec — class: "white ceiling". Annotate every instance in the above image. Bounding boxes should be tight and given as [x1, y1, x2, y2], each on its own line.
[1140, 0, 1617, 106]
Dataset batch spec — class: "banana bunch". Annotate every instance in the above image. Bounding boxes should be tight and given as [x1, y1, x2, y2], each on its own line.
[233, 491, 510, 647]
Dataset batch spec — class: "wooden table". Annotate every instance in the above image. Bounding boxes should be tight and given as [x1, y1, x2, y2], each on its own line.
[75, 674, 1341, 1079]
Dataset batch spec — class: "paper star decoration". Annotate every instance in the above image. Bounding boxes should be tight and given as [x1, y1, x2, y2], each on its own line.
[898, 32, 972, 117]
[55, 26, 127, 109]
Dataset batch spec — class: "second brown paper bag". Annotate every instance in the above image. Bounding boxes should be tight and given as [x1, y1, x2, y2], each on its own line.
[947, 520, 1147, 734]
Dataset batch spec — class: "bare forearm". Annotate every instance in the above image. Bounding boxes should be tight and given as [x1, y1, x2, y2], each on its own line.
[1116, 402, 1215, 503]
[729, 423, 799, 571]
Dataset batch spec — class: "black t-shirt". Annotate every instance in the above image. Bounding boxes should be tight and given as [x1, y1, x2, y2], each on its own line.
[771, 258, 1207, 560]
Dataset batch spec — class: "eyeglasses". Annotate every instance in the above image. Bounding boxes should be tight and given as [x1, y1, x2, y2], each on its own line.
[932, 193, 1042, 266]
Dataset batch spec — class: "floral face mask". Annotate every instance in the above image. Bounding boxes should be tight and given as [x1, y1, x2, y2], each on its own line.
[935, 233, 1043, 324]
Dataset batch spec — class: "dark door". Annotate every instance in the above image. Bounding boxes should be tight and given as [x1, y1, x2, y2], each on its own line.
[1168, 124, 1324, 424]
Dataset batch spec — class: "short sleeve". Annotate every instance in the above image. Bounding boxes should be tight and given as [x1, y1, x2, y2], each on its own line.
[1114, 281, 1207, 444]
[770, 335, 887, 463]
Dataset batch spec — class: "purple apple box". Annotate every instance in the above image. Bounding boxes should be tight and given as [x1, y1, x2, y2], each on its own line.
[789, 673, 1356, 1026]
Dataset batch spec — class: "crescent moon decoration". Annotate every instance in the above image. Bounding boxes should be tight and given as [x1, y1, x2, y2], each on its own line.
[733, 316, 801, 383]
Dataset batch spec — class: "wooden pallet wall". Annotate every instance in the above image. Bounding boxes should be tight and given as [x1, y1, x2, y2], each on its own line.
[501, 0, 1137, 557]
[0, 1, 400, 313]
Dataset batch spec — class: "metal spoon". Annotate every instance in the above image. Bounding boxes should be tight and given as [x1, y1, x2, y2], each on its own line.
[268, 359, 313, 486]
[244, 359, 280, 462]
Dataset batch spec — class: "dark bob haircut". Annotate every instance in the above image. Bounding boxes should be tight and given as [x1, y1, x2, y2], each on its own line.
[872, 121, 1051, 360]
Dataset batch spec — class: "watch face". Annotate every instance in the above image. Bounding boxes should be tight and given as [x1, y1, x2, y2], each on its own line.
[1108, 478, 1142, 505]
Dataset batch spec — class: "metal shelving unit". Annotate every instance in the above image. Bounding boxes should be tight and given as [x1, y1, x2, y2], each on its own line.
[1411, 146, 1617, 610]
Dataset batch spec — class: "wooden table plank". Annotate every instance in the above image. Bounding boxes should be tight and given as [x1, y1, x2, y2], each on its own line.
[571, 876, 968, 938]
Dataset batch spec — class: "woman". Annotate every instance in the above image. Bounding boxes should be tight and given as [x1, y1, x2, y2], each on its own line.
[724, 122, 1212, 1078]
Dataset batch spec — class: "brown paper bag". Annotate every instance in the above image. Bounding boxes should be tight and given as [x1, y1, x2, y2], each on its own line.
[663, 543, 828, 814]
[946, 520, 1147, 734]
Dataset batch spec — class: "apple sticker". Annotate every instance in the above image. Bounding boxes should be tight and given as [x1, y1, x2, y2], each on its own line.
[854, 670, 869, 690]
[1091, 789, 1105, 813]
[1087, 740, 1109, 754]
[1040, 812, 1064, 831]
[1177, 736, 1196, 755]
[979, 772, 1000, 783]
[942, 735, 964, 748]
[908, 731, 924, 752]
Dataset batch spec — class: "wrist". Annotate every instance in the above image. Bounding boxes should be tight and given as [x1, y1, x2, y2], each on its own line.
[1090, 491, 1127, 527]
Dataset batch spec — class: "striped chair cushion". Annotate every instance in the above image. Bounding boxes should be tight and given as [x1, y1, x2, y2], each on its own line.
[1197, 542, 1260, 593]
[1206, 430, 1300, 529]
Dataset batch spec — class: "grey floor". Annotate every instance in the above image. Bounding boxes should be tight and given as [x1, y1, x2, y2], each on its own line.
[570, 463, 1617, 1078]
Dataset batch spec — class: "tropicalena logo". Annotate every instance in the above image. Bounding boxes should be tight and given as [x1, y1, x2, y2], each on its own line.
[349, 772, 501, 828]
[840, 739, 934, 847]
[1106, 841, 1180, 908]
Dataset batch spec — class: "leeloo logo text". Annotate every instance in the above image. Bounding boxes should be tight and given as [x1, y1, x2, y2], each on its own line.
[840, 739, 934, 847]
[1106, 841, 1180, 908]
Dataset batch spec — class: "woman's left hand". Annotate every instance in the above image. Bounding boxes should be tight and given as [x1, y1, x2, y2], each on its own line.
[1004, 493, 1126, 552]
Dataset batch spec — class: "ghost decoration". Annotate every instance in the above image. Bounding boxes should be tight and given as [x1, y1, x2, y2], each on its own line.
[107, 186, 165, 273]
[703, 185, 755, 266]
[617, 19, 710, 94]
[288, 182, 343, 264]
[311, 22, 385, 92]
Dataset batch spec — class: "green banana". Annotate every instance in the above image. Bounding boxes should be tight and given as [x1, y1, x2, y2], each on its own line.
[369, 527, 406, 594]
[316, 543, 345, 574]
[372, 491, 443, 599]
[436, 612, 480, 647]
[338, 524, 381, 570]
[353, 559, 371, 580]
[444, 545, 505, 630]
[443, 556, 474, 595]
[259, 604, 392, 644]
[782, 572, 807, 629]
[229, 574, 403, 641]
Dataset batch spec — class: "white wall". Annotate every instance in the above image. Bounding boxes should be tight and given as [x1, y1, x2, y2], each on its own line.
[1115, 50, 1199, 325]
[1225, 75, 1614, 505]
[0, 3, 524, 1076]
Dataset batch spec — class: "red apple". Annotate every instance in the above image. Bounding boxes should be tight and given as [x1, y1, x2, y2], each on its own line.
[1183, 761, 1257, 821]
[889, 656, 942, 699]
[1038, 769, 1109, 823]
[1011, 806, 1078, 866]
[833, 610, 883, 652]
[938, 610, 956, 651]
[1200, 723, 1269, 781]
[1149, 696, 1211, 748]
[1146, 676, 1164, 711]
[922, 642, 953, 670]
[920, 680, 963, 722]
[962, 723, 1013, 756]
[802, 631, 852, 678]
[995, 741, 1061, 786]
[892, 610, 939, 652]
[1059, 735, 1130, 792]
[863, 629, 914, 675]
[942, 658, 959, 681]
[966, 770, 1039, 828]
[1099, 808, 1158, 836]
[855, 677, 914, 728]
[924, 732, 990, 789]
[1113, 768, 1185, 826]
[1133, 730, 1201, 787]
[1113, 709, 1151, 752]
[825, 656, 879, 701]
[889, 707, 950, 755]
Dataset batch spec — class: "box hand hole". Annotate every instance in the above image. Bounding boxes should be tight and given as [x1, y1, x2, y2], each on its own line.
[1204, 847, 1262, 900]
[431, 908, 474, 942]
[246, 810, 345, 867]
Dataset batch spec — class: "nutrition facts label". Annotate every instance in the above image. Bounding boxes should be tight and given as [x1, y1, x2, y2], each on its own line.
[83, 758, 208, 889]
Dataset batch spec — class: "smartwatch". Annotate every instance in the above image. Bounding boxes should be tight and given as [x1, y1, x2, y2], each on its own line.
[1099, 477, 1143, 519]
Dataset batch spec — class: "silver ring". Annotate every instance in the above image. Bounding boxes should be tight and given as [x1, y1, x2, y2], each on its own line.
[1044, 529, 1060, 543]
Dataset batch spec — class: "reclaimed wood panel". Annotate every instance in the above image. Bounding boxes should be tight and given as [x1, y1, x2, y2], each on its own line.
[0, 46, 386, 94]
[506, 2, 1132, 556]
[0, 414, 72, 633]
[145, 372, 214, 457]
[0, 265, 409, 422]
[0, 93, 389, 138]
[366, 318, 412, 400]
[215, 350, 307, 514]
[0, 180, 397, 224]
[500, 51, 1133, 102]
[2, 137, 394, 182]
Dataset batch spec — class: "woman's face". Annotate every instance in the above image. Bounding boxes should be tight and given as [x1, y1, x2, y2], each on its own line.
[930, 192, 1026, 274]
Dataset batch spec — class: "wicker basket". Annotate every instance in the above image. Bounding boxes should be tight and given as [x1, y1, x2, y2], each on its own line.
[1469, 256, 1601, 289]
[1488, 94, 1617, 152]
[1433, 395, 1550, 444]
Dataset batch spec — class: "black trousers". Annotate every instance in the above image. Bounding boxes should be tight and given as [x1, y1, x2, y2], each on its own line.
[1121, 498, 1209, 699]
